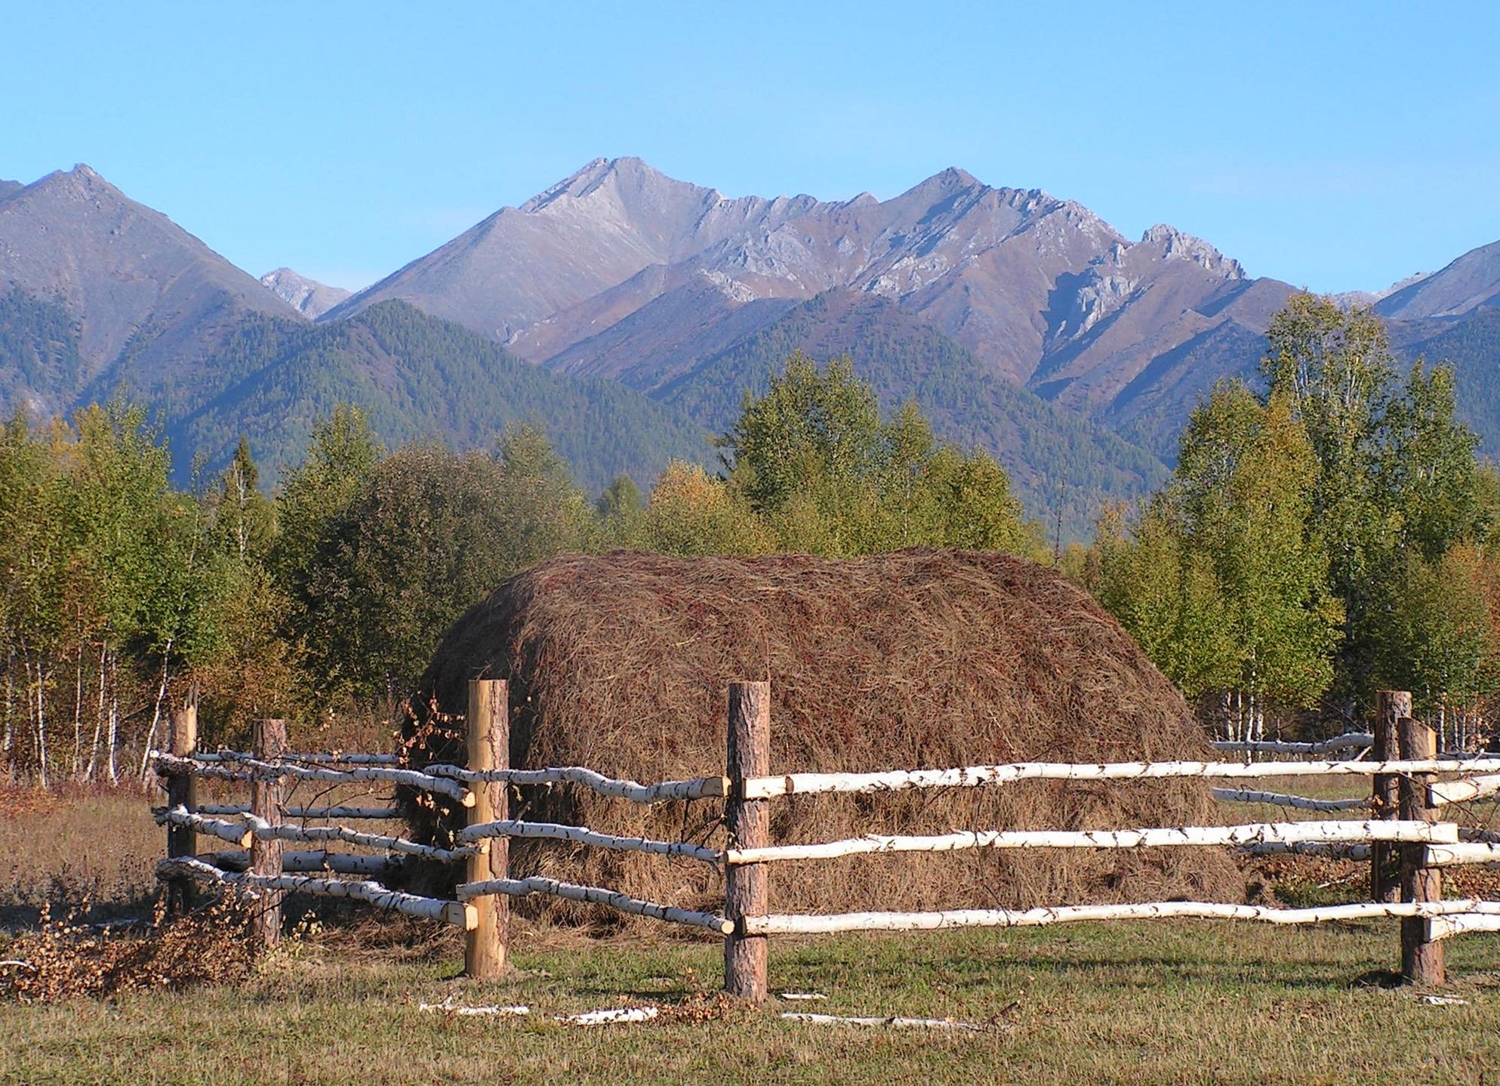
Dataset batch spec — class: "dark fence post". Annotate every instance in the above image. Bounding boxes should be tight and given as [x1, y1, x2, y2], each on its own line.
[249, 718, 287, 950]
[465, 678, 509, 979]
[1371, 690, 1409, 903]
[165, 691, 199, 915]
[725, 680, 770, 1004]
[1398, 716, 1445, 986]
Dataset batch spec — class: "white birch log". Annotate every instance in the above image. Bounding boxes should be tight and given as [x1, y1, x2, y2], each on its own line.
[1210, 788, 1368, 812]
[781, 1013, 986, 1031]
[1235, 841, 1372, 860]
[741, 758, 1500, 799]
[242, 815, 476, 863]
[456, 874, 734, 934]
[419, 1002, 531, 1017]
[205, 849, 401, 876]
[561, 1007, 660, 1025]
[1431, 774, 1500, 806]
[157, 806, 251, 847]
[743, 898, 1500, 935]
[1423, 842, 1500, 867]
[156, 857, 474, 928]
[459, 818, 722, 863]
[1429, 914, 1500, 940]
[1212, 735, 1373, 755]
[197, 751, 402, 765]
[151, 752, 471, 804]
[725, 820, 1457, 865]
[195, 804, 403, 820]
[424, 763, 729, 804]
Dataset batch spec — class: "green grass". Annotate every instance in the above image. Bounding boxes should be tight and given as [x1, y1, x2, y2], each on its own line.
[3, 921, 1500, 1085]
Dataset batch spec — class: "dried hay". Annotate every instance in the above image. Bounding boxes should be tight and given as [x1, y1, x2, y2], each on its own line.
[405, 550, 1243, 923]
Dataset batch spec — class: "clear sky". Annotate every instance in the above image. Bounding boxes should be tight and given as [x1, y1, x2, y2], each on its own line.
[4, 1, 1497, 294]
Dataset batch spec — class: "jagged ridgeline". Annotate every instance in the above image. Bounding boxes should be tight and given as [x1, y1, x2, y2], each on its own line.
[404, 550, 1244, 923]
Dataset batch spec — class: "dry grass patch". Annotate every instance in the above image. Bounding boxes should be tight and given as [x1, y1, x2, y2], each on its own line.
[0, 784, 160, 926]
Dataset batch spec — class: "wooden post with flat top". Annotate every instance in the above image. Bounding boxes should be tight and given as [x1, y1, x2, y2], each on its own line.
[464, 678, 509, 979]
[165, 691, 199, 915]
[1371, 690, 1409, 903]
[1398, 715, 1445, 986]
[724, 680, 770, 1004]
[249, 718, 287, 949]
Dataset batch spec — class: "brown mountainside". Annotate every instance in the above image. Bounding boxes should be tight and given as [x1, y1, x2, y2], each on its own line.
[0, 164, 300, 411]
[333, 157, 1296, 425]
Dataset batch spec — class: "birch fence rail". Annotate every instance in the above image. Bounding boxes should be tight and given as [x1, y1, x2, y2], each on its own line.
[152, 682, 1500, 998]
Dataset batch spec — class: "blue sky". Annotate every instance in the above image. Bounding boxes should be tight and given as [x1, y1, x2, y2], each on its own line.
[4, 1, 1498, 293]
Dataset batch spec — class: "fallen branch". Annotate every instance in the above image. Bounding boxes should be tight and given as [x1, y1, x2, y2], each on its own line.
[419, 1001, 531, 1017]
[561, 1007, 659, 1025]
[782, 1012, 986, 1031]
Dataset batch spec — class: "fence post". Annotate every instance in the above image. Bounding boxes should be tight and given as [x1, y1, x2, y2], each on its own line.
[465, 678, 509, 979]
[725, 680, 770, 1003]
[165, 691, 199, 915]
[1398, 716, 1445, 986]
[1370, 690, 1409, 903]
[250, 718, 287, 950]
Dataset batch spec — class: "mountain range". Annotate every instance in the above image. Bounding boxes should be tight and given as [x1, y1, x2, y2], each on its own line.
[2, 158, 1499, 537]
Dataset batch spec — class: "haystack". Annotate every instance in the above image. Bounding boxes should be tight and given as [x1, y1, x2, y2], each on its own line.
[406, 549, 1243, 925]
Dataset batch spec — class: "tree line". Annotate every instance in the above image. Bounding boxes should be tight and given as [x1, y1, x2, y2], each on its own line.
[1080, 293, 1499, 745]
[0, 351, 1036, 785]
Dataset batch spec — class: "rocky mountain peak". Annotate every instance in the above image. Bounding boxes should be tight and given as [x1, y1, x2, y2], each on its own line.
[1139, 224, 1244, 279]
[259, 268, 352, 319]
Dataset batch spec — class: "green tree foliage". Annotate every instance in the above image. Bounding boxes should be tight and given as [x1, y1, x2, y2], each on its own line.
[280, 421, 596, 708]
[1092, 293, 1498, 732]
[595, 474, 646, 549]
[640, 461, 774, 557]
[715, 352, 1037, 557]
[0, 403, 231, 783]
[1090, 501, 1239, 700]
[1089, 385, 1342, 731]
[271, 405, 382, 692]
[1262, 294, 1491, 708]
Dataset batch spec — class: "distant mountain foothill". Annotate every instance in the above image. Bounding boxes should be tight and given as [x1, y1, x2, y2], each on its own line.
[2, 158, 1499, 537]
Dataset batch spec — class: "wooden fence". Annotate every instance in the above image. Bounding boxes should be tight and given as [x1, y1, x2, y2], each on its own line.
[152, 683, 1500, 1000]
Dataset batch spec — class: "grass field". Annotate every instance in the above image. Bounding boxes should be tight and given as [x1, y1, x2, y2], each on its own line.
[4, 921, 1500, 1085]
[4, 786, 1500, 1085]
